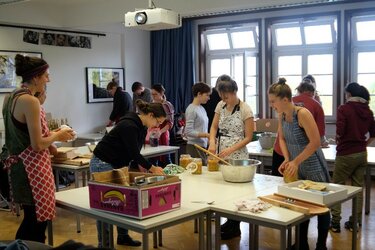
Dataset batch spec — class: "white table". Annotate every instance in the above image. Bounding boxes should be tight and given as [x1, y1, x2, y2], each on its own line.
[52, 169, 361, 250]
[247, 140, 375, 215]
[50, 145, 180, 241]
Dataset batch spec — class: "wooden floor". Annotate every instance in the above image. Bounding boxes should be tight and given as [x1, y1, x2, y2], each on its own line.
[1, 181, 375, 250]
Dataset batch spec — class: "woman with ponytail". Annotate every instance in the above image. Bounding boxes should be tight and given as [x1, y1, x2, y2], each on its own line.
[2, 54, 75, 243]
[90, 99, 165, 247]
[268, 78, 330, 250]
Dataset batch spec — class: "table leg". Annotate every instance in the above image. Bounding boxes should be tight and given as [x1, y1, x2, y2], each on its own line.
[75, 172, 81, 233]
[365, 165, 370, 215]
[280, 227, 287, 250]
[295, 225, 300, 250]
[287, 227, 292, 249]
[47, 220, 53, 246]
[158, 230, 163, 246]
[174, 150, 178, 164]
[142, 233, 149, 250]
[153, 232, 157, 248]
[194, 218, 198, 233]
[199, 216, 204, 250]
[82, 171, 87, 187]
[206, 211, 212, 250]
[109, 224, 114, 249]
[101, 222, 108, 248]
[352, 196, 358, 250]
[249, 223, 254, 249]
[54, 170, 60, 192]
[254, 224, 259, 249]
[215, 216, 221, 250]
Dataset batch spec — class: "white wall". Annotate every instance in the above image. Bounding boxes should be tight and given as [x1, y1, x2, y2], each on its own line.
[0, 24, 150, 134]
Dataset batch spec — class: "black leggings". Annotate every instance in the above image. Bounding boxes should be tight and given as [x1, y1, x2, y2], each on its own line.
[16, 205, 48, 243]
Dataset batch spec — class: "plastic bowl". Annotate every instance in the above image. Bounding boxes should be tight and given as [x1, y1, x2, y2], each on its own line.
[220, 159, 262, 183]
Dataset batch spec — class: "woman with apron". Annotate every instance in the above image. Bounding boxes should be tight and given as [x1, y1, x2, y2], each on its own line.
[268, 78, 330, 250]
[2, 54, 74, 243]
[208, 75, 254, 240]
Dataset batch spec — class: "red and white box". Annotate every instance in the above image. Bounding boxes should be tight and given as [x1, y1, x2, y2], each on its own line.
[88, 169, 181, 219]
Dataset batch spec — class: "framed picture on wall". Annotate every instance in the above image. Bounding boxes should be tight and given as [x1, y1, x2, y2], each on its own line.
[86, 67, 125, 103]
[0, 50, 43, 92]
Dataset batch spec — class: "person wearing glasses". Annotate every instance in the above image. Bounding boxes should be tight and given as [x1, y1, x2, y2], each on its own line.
[90, 99, 165, 247]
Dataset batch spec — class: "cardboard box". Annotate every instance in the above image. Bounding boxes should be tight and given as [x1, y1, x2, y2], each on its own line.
[278, 180, 348, 205]
[88, 169, 181, 219]
[55, 147, 78, 160]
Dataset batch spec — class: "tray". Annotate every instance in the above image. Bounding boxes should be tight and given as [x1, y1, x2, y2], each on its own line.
[278, 180, 348, 206]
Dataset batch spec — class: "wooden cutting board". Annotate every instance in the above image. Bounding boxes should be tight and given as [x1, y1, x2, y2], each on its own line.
[258, 193, 329, 215]
[51, 157, 91, 166]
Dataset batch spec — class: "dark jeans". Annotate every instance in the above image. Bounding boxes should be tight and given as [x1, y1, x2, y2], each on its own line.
[16, 205, 48, 243]
[271, 150, 284, 177]
[297, 212, 330, 250]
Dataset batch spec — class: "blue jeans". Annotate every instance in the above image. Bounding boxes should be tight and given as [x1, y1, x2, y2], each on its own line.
[89, 155, 129, 246]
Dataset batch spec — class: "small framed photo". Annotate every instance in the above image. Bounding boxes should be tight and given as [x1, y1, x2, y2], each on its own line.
[0, 50, 42, 92]
[86, 67, 125, 103]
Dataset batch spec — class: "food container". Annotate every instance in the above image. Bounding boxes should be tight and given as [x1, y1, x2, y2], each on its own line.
[179, 154, 192, 168]
[220, 159, 261, 183]
[278, 180, 348, 205]
[89, 169, 181, 219]
[207, 157, 219, 171]
[191, 158, 202, 174]
[257, 132, 277, 150]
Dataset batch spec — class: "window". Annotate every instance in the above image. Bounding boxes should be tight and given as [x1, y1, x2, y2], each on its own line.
[271, 17, 337, 118]
[204, 25, 260, 115]
[351, 15, 375, 112]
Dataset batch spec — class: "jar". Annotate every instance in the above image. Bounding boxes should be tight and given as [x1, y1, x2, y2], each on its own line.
[207, 157, 219, 171]
[191, 158, 202, 174]
[179, 154, 192, 168]
[149, 131, 159, 147]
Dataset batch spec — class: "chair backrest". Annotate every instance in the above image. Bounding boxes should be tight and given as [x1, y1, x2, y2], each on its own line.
[255, 119, 278, 133]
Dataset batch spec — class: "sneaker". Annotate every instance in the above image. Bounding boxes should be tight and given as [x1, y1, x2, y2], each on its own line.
[117, 235, 142, 246]
[344, 221, 360, 232]
[329, 222, 341, 233]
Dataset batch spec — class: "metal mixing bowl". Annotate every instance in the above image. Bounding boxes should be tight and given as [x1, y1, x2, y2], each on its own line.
[220, 159, 262, 183]
[257, 132, 277, 149]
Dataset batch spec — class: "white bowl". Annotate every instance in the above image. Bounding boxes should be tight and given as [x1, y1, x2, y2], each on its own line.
[221, 159, 261, 183]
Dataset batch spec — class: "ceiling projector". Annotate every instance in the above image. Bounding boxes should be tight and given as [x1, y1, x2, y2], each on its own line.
[124, 8, 181, 31]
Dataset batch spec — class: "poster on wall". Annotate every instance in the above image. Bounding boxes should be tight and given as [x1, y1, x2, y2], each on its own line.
[0, 50, 42, 92]
[23, 30, 39, 44]
[86, 67, 125, 103]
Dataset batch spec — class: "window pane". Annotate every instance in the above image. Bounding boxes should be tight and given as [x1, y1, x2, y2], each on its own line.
[278, 56, 302, 75]
[358, 74, 375, 95]
[231, 31, 255, 49]
[246, 96, 258, 115]
[320, 96, 333, 116]
[304, 25, 333, 44]
[246, 56, 257, 76]
[314, 75, 333, 95]
[207, 33, 230, 50]
[308, 54, 333, 74]
[234, 55, 244, 100]
[246, 76, 257, 95]
[275, 27, 302, 46]
[356, 21, 375, 41]
[358, 52, 375, 73]
[278, 75, 301, 96]
[211, 59, 230, 77]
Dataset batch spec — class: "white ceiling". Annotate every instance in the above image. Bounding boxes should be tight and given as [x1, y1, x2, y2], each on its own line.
[0, 0, 343, 29]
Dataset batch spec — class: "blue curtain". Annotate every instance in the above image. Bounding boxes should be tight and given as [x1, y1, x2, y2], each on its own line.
[151, 19, 195, 113]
